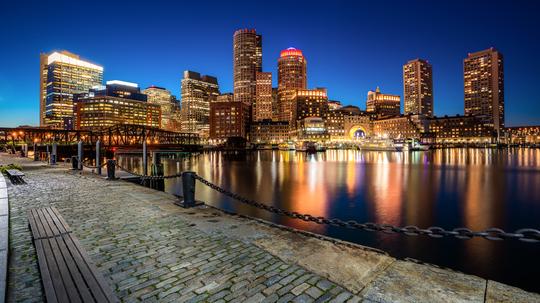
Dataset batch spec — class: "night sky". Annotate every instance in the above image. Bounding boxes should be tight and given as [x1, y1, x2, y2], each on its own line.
[1, 0, 539, 127]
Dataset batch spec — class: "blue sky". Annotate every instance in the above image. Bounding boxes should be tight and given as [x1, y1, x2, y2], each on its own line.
[1, 0, 539, 127]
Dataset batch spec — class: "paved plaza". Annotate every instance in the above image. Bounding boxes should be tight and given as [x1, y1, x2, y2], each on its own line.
[1, 154, 539, 302]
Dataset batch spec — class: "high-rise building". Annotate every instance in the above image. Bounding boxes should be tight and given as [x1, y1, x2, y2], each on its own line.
[278, 47, 307, 90]
[464, 48, 504, 132]
[277, 47, 307, 121]
[74, 81, 160, 129]
[233, 29, 262, 105]
[39, 51, 103, 128]
[254, 72, 273, 121]
[142, 86, 181, 131]
[180, 71, 219, 137]
[403, 59, 433, 116]
[365, 87, 401, 117]
[209, 93, 250, 140]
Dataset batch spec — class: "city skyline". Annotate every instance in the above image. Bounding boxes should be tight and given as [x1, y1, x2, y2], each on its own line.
[1, 0, 540, 127]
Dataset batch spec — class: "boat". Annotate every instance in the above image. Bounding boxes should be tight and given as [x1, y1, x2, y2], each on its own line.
[297, 141, 326, 153]
[357, 138, 402, 152]
[402, 139, 430, 151]
[278, 142, 296, 151]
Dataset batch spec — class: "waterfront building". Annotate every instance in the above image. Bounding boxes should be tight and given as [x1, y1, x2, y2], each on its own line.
[233, 29, 262, 105]
[366, 87, 401, 117]
[506, 126, 540, 144]
[277, 47, 307, 121]
[328, 100, 342, 111]
[403, 59, 433, 116]
[254, 72, 273, 121]
[326, 105, 363, 140]
[272, 87, 279, 121]
[142, 86, 181, 131]
[372, 114, 427, 139]
[209, 93, 250, 141]
[344, 115, 373, 139]
[250, 120, 290, 144]
[40, 51, 103, 128]
[464, 48, 504, 133]
[290, 88, 329, 126]
[74, 81, 160, 129]
[296, 117, 330, 141]
[180, 71, 219, 138]
[427, 115, 494, 143]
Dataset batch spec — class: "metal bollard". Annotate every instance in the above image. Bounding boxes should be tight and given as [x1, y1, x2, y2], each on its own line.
[71, 156, 78, 170]
[33, 143, 39, 161]
[50, 143, 57, 165]
[96, 140, 101, 175]
[77, 141, 83, 170]
[175, 171, 203, 208]
[106, 159, 116, 180]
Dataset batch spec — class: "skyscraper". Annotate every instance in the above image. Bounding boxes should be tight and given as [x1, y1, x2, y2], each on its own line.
[254, 72, 273, 121]
[180, 71, 219, 137]
[278, 47, 307, 90]
[277, 47, 307, 121]
[464, 48, 504, 132]
[39, 51, 103, 127]
[233, 29, 262, 105]
[403, 59, 433, 117]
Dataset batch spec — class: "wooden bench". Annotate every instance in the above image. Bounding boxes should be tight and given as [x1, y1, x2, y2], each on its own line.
[27, 207, 118, 303]
[5, 169, 25, 184]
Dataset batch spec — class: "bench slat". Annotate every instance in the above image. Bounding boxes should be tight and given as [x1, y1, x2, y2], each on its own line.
[28, 207, 118, 303]
[38, 208, 83, 303]
[62, 234, 111, 303]
[34, 240, 59, 303]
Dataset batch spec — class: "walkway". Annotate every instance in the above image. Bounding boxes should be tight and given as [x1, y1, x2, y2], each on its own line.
[1, 153, 539, 302]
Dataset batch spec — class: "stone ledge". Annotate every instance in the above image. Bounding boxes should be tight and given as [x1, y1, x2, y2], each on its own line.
[0, 174, 8, 303]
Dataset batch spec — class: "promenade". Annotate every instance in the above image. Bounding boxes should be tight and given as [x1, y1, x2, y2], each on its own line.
[1, 153, 539, 303]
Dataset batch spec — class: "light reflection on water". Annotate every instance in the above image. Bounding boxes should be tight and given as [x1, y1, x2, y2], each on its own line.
[117, 148, 540, 292]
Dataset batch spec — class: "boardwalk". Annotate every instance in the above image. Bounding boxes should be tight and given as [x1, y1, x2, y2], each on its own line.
[2, 153, 539, 302]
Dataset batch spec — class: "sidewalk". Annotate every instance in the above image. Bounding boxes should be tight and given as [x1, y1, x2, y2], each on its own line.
[1, 153, 539, 302]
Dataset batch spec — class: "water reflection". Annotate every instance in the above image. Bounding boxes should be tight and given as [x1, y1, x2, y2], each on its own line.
[117, 148, 540, 292]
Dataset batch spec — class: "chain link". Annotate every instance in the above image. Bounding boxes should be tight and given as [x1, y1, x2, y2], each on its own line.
[193, 174, 540, 243]
[81, 160, 107, 169]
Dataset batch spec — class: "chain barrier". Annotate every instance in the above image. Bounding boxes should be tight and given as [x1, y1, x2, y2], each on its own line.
[114, 162, 184, 180]
[81, 160, 107, 169]
[193, 174, 540, 243]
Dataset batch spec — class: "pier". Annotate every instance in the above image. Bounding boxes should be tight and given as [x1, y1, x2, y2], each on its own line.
[1, 153, 539, 302]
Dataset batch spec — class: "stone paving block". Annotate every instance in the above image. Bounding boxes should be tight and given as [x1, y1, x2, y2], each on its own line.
[485, 280, 540, 303]
[292, 282, 311, 296]
[360, 260, 485, 303]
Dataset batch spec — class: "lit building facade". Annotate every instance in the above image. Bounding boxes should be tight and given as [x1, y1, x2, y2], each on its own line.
[250, 120, 290, 144]
[254, 72, 273, 121]
[180, 71, 219, 138]
[74, 81, 160, 129]
[403, 59, 433, 116]
[291, 88, 329, 125]
[233, 29, 262, 105]
[40, 51, 103, 128]
[326, 105, 363, 140]
[209, 93, 250, 140]
[427, 115, 494, 143]
[142, 86, 181, 131]
[328, 100, 342, 111]
[366, 87, 401, 117]
[372, 115, 427, 139]
[506, 126, 540, 144]
[296, 117, 330, 141]
[464, 48, 504, 132]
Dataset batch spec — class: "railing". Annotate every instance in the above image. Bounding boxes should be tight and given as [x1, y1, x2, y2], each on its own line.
[105, 159, 540, 243]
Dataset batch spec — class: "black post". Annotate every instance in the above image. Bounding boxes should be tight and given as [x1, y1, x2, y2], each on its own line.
[33, 143, 39, 161]
[106, 159, 116, 180]
[175, 171, 203, 208]
[71, 156, 78, 170]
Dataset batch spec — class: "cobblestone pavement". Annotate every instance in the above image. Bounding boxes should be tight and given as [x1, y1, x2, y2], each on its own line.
[5, 163, 361, 302]
[3, 154, 540, 303]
